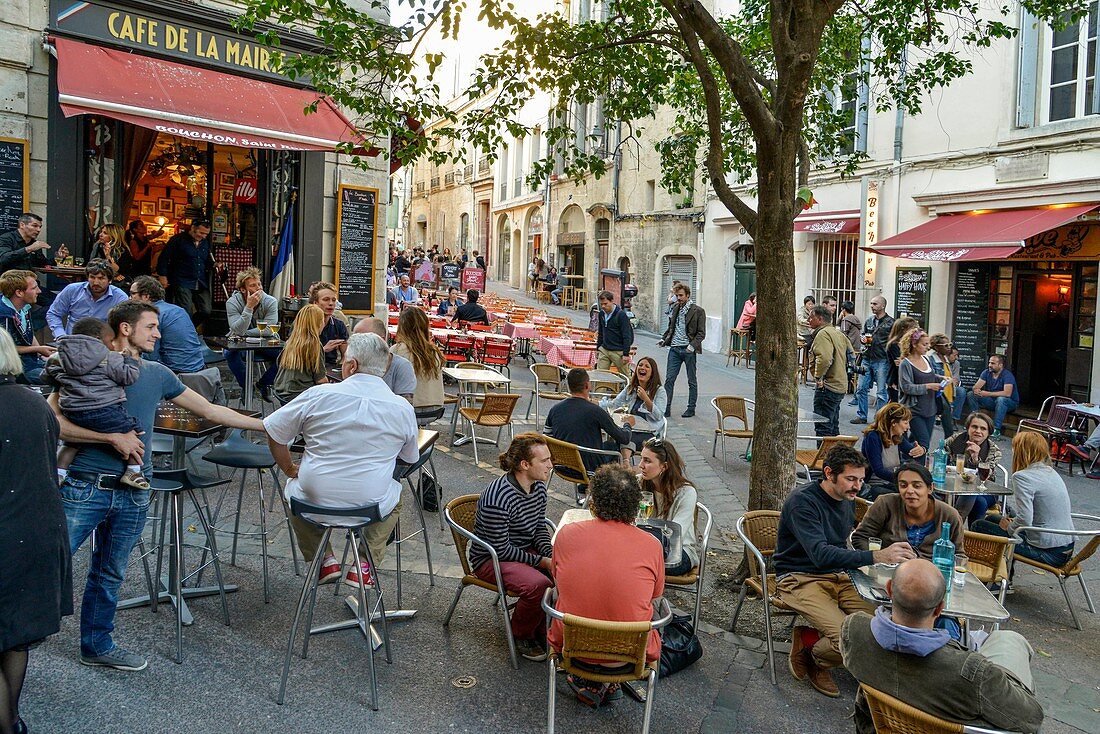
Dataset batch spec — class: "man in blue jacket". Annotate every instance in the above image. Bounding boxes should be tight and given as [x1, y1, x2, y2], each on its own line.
[595, 290, 634, 377]
[773, 445, 915, 697]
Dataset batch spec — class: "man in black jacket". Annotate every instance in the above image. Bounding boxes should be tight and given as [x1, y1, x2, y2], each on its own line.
[595, 290, 634, 376]
[545, 368, 631, 473]
[0, 212, 69, 331]
[657, 282, 705, 417]
[773, 445, 915, 697]
[853, 295, 894, 424]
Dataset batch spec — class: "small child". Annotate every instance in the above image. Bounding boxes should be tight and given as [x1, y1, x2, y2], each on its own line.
[47, 317, 147, 489]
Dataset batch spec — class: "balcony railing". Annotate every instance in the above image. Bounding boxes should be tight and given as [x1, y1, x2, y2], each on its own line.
[444, 172, 455, 186]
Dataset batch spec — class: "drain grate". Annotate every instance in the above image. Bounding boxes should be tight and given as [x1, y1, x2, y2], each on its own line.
[451, 675, 477, 689]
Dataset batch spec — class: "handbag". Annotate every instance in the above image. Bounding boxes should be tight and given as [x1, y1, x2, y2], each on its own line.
[658, 613, 703, 678]
[416, 471, 440, 513]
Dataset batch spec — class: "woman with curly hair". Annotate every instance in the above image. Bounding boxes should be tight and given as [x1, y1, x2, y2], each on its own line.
[550, 464, 664, 708]
[90, 223, 132, 285]
[897, 328, 942, 451]
[945, 411, 1003, 524]
[860, 402, 926, 498]
[273, 304, 328, 403]
[390, 306, 444, 414]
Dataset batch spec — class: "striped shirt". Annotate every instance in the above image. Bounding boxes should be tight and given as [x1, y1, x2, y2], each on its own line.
[671, 301, 693, 347]
[469, 473, 553, 570]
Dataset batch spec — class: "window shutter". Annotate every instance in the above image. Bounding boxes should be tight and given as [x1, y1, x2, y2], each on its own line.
[661, 256, 698, 300]
[856, 37, 871, 153]
[1016, 9, 1039, 128]
[1092, 4, 1100, 114]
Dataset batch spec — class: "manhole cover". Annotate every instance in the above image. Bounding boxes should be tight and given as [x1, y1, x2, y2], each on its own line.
[451, 675, 477, 689]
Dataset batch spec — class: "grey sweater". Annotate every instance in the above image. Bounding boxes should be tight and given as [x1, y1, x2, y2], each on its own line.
[1007, 462, 1075, 549]
[45, 334, 140, 411]
[226, 291, 280, 337]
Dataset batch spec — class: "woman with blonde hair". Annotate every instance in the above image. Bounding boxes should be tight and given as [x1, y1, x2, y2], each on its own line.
[390, 306, 444, 416]
[859, 402, 925, 498]
[90, 223, 132, 284]
[273, 304, 328, 403]
[973, 431, 1075, 567]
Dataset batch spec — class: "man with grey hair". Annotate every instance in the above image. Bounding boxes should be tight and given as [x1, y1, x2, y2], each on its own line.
[841, 559, 1042, 733]
[353, 316, 416, 401]
[265, 332, 419, 586]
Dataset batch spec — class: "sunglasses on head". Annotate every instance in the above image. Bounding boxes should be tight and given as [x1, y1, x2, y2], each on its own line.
[644, 437, 665, 451]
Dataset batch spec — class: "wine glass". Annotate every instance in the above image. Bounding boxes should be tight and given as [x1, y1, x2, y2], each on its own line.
[977, 460, 992, 490]
[257, 320, 270, 339]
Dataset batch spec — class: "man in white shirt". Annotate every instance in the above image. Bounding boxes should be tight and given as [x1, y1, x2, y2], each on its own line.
[265, 332, 419, 586]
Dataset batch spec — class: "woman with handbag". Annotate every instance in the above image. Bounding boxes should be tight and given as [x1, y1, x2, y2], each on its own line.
[897, 328, 942, 452]
[638, 437, 698, 576]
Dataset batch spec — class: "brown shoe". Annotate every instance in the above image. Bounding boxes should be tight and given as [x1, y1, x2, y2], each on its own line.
[788, 626, 810, 681]
[808, 664, 840, 698]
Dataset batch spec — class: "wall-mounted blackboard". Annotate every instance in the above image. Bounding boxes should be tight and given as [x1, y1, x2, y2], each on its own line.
[953, 264, 992, 386]
[334, 184, 378, 315]
[0, 138, 29, 232]
[894, 267, 931, 328]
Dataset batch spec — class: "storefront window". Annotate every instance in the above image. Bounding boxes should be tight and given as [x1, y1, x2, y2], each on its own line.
[1076, 265, 1098, 348]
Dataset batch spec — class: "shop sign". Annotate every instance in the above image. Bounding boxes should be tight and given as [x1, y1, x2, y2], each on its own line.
[55, 1, 300, 83]
[559, 231, 584, 246]
[894, 267, 931, 326]
[1016, 223, 1100, 260]
[234, 178, 258, 204]
[461, 267, 486, 292]
[860, 178, 879, 287]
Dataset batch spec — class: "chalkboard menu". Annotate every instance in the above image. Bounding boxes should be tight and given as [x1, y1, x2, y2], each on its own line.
[894, 267, 931, 327]
[440, 262, 461, 286]
[953, 264, 992, 385]
[334, 184, 378, 315]
[0, 138, 29, 232]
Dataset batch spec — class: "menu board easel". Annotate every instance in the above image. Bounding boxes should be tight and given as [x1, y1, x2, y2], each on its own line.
[895, 267, 931, 327]
[953, 264, 992, 385]
[333, 184, 378, 315]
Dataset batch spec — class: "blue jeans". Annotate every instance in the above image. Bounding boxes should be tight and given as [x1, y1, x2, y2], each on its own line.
[62, 476, 152, 656]
[950, 387, 967, 421]
[665, 346, 698, 412]
[66, 404, 141, 435]
[226, 347, 281, 389]
[967, 394, 1019, 430]
[908, 413, 937, 453]
[813, 388, 843, 437]
[856, 358, 889, 420]
[19, 354, 46, 384]
[971, 518, 1074, 568]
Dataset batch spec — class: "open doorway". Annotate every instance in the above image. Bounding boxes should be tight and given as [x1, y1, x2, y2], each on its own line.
[1013, 272, 1072, 406]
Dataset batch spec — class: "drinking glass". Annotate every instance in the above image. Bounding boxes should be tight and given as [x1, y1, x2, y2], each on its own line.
[257, 320, 270, 338]
[868, 537, 883, 552]
[977, 461, 991, 490]
[954, 553, 969, 586]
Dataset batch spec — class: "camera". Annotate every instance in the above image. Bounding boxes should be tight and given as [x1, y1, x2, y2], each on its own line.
[847, 352, 867, 378]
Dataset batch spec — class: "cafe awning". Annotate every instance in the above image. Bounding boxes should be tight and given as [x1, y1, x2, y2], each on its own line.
[793, 209, 860, 235]
[52, 36, 362, 152]
[864, 204, 1099, 261]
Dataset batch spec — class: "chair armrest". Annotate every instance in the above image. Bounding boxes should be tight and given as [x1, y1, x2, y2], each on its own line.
[1013, 526, 1100, 540]
[1071, 513, 1100, 524]
[444, 510, 505, 567]
[575, 444, 625, 459]
[651, 597, 673, 630]
[735, 517, 771, 600]
[541, 587, 563, 621]
[543, 517, 558, 533]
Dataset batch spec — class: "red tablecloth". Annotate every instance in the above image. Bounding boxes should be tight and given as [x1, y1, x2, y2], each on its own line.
[539, 336, 596, 367]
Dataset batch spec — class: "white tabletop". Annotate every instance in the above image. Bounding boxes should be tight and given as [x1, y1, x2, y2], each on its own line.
[443, 367, 511, 384]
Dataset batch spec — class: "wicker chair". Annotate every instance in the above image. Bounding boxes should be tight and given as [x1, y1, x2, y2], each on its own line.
[795, 435, 859, 479]
[442, 493, 522, 668]
[543, 435, 623, 505]
[457, 393, 520, 464]
[665, 503, 712, 630]
[1011, 513, 1100, 629]
[731, 510, 795, 684]
[860, 684, 1019, 733]
[963, 530, 1017, 606]
[711, 396, 754, 467]
[854, 496, 873, 525]
[588, 369, 627, 397]
[542, 589, 673, 733]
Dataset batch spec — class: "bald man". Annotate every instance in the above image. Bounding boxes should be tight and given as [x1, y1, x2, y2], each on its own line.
[841, 559, 1042, 734]
[353, 317, 416, 401]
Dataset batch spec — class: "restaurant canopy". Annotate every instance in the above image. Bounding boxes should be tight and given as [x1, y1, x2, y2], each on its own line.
[793, 209, 860, 235]
[863, 204, 1099, 261]
[52, 36, 362, 152]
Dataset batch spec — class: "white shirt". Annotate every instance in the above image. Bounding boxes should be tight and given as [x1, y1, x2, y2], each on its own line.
[264, 373, 419, 516]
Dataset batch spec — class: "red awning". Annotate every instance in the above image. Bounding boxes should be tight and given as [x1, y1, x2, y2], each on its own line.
[52, 37, 362, 152]
[793, 209, 860, 234]
[865, 204, 1099, 261]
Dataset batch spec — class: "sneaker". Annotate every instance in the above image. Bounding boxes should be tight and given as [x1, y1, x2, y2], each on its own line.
[1066, 444, 1091, 462]
[604, 683, 623, 702]
[318, 554, 341, 585]
[567, 674, 606, 708]
[344, 562, 374, 588]
[516, 637, 548, 662]
[850, 417, 867, 424]
[80, 646, 148, 671]
[120, 471, 150, 490]
[991, 430, 1003, 441]
[681, 409, 696, 418]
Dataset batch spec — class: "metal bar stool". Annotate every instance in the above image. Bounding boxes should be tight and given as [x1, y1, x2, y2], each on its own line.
[278, 497, 392, 709]
[391, 435, 439, 608]
[202, 430, 301, 603]
[151, 476, 230, 663]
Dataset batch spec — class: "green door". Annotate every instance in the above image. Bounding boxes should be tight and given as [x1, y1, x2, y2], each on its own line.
[732, 265, 757, 325]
